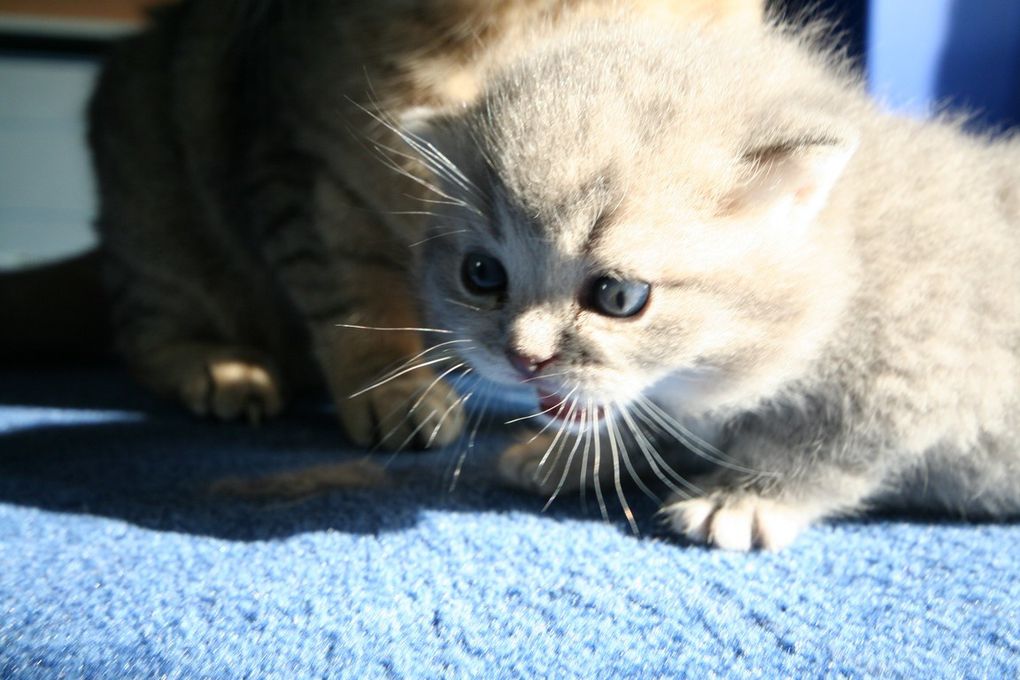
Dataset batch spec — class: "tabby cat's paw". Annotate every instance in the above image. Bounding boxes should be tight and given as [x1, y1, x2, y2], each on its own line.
[498, 432, 585, 496]
[340, 372, 465, 450]
[664, 491, 816, 551]
[179, 353, 284, 423]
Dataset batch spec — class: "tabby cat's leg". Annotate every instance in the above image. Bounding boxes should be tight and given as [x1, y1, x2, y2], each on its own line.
[247, 159, 465, 449]
[105, 260, 287, 423]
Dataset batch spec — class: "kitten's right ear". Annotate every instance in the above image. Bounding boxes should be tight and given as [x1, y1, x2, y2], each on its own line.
[722, 135, 858, 232]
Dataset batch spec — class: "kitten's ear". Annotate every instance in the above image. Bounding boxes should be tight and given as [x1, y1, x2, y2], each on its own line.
[723, 136, 858, 228]
[397, 106, 443, 139]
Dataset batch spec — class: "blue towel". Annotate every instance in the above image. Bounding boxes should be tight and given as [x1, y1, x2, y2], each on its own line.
[1, 367, 1017, 677]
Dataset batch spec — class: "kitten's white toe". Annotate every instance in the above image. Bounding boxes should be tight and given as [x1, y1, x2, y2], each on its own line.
[666, 493, 815, 551]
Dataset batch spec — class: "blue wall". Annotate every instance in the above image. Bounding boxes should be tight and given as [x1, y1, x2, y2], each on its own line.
[779, 0, 1020, 131]
[868, 0, 1020, 131]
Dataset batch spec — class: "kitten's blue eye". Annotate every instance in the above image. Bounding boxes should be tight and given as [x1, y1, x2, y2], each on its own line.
[461, 252, 507, 295]
[589, 276, 651, 318]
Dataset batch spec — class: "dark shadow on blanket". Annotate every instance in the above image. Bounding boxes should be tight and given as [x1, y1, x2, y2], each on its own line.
[0, 407, 665, 541]
[1, 368, 1003, 544]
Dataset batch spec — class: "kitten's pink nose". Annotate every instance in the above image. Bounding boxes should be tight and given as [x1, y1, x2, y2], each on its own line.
[507, 349, 557, 378]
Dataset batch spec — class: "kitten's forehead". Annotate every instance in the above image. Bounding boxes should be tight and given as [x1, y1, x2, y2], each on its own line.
[464, 32, 744, 246]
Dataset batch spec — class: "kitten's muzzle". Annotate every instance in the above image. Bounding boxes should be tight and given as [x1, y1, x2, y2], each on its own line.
[506, 349, 558, 379]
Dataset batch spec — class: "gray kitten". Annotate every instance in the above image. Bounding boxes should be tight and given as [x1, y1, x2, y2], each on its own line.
[413, 17, 1020, 549]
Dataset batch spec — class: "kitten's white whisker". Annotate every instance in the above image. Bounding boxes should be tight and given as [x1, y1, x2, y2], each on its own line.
[537, 394, 583, 487]
[608, 402, 660, 504]
[425, 391, 472, 449]
[532, 397, 579, 483]
[349, 99, 485, 211]
[445, 297, 483, 312]
[579, 399, 595, 514]
[372, 368, 470, 455]
[348, 355, 457, 399]
[592, 403, 609, 523]
[619, 404, 701, 498]
[449, 392, 492, 493]
[505, 386, 578, 425]
[520, 371, 571, 384]
[635, 397, 764, 475]
[409, 363, 467, 414]
[542, 409, 588, 512]
[363, 140, 477, 212]
[389, 407, 440, 452]
[335, 323, 457, 334]
[604, 405, 639, 534]
[364, 340, 470, 396]
[368, 143, 482, 215]
[409, 229, 470, 248]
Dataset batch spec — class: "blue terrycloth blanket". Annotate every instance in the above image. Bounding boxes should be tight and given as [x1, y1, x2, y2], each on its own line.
[0, 367, 1017, 677]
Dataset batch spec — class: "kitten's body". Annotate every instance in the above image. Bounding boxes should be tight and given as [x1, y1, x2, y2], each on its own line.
[88, 0, 758, 444]
[415, 19, 1020, 548]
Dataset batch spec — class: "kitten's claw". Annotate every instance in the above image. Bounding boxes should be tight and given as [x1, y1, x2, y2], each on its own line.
[180, 355, 284, 422]
[665, 492, 814, 551]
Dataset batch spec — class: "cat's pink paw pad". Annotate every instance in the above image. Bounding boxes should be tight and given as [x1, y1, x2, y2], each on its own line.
[665, 494, 813, 551]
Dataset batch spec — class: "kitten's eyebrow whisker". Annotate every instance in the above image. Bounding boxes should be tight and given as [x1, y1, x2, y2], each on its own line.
[445, 297, 483, 312]
[371, 138, 481, 210]
[366, 140, 483, 216]
[335, 323, 457, 334]
[409, 229, 471, 248]
[348, 97, 485, 211]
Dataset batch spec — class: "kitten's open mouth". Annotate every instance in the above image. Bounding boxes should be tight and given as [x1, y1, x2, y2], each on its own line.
[536, 388, 604, 424]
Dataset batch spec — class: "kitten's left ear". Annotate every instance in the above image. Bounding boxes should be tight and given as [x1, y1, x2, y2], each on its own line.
[723, 135, 859, 229]
[396, 105, 462, 168]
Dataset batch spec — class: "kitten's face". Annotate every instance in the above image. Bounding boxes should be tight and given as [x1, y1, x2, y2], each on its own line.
[416, 30, 857, 418]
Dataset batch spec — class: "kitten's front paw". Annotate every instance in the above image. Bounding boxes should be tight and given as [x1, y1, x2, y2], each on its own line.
[338, 371, 466, 450]
[665, 491, 817, 551]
